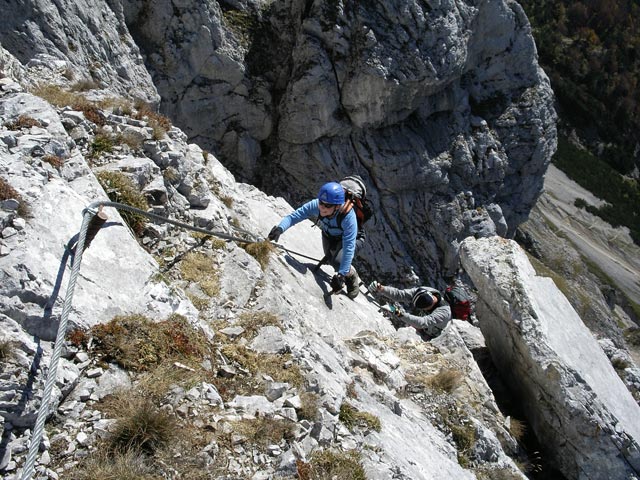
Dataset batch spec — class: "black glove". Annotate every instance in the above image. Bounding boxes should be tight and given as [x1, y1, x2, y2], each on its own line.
[330, 274, 345, 291]
[268, 226, 283, 242]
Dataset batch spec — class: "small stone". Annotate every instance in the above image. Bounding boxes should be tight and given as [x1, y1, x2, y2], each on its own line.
[2, 227, 17, 238]
[76, 432, 89, 446]
[74, 352, 89, 363]
[86, 368, 103, 378]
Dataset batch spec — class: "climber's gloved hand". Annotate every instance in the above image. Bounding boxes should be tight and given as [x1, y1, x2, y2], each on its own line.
[367, 280, 381, 294]
[380, 304, 403, 317]
[330, 274, 345, 291]
[268, 226, 283, 242]
[379, 304, 396, 316]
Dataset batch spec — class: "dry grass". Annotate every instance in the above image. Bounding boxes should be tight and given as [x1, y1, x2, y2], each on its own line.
[66, 449, 159, 480]
[346, 381, 358, 399]
[298, 392, 320, 421]
[89, 314, 209, 372]
[30, 84, 106, 126]
[229, 416, 295, 447]
[134, 362, 201, 403]
[300, 449, 366, 480]
[0, 177, 20, 202]
[427, 368, 463, 393]
[5, 114, 41, 129]
[508, 417, 527, 442]
[338, 403, 381, 433]
[0, 177, 30, 217]
[236, 311, 282, 337]
[107, 396, 177, 454]
[242, 240, 276, 270]
[187, 293, 210, 311]
[41, 154, 65, 169]
[180, 252, 220, 297]
[133, 101, 172, 140]
[95, 171, 148, 235]
[474, 466, 526, 480]
[114, 131, 144, 152]
[219, 344, 304, 390]
[70, 79, 99, 92]
[221, 195, 234, 207]
[0, 340, 14, 362]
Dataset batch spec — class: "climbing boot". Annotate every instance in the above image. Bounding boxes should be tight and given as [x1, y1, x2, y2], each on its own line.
[345, 268, 360, 299]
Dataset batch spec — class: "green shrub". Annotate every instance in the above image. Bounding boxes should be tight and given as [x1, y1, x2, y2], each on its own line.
[95, 171, 148, 235]
[90, 133, 114, 159]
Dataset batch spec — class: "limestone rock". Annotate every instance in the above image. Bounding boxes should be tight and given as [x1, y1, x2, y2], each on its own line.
[460, 236, 640, 479]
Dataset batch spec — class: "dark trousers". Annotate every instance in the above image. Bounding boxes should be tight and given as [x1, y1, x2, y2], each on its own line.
[321, 234, 363, 273]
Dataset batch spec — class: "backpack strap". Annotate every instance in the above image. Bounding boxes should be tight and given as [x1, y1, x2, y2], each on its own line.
[336, 199, 354, 228]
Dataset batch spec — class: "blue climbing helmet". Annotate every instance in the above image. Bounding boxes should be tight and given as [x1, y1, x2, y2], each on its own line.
[318, 182, 345, 205]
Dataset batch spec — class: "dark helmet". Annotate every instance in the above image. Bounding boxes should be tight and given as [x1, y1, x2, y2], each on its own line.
[412, 287, 434, 310]
[318, 182, 345, 205]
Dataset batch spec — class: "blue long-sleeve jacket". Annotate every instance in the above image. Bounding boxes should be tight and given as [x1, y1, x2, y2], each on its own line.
[277, 199, 358, 276]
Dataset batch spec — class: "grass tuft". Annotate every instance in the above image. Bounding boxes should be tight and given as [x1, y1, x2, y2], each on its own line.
[508, 417, 527, 442]
[5, 115, 41, 130]
[133, 102, 172, 140]
[298, 392, 320, 421]
[108, 396, 176, 454]
[66, 449, 158, 480]
[242, 240, 275, 270]
[339, 403, 381, 432]
[0, 177, 30, 217]
[0, 340, 14, 362]
[427, 368, 463, 393]
[304, 449, 367, 480]
[180, 252, 220, 297]
[95, 171, 148, 235]
[89, 314, 209, 372]
[230, 416, 295, 447]
[41, 154, 65, 169]
[236, 311, 282, 337]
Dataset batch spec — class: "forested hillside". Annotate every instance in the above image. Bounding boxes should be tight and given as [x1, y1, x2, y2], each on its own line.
[521, 0, 640, 244]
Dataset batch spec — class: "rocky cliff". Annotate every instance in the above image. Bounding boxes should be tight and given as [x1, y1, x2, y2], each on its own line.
[2, 1, 638, 480]
[0, 0, 557, 282]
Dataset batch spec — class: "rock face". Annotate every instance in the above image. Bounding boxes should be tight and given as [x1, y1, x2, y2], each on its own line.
[0, 0, 557, 281]
[0, 77, 528, 480]
[460, 236, 640, 479]
[0, 0, 158, 105]
[122, 0, 557, 280]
